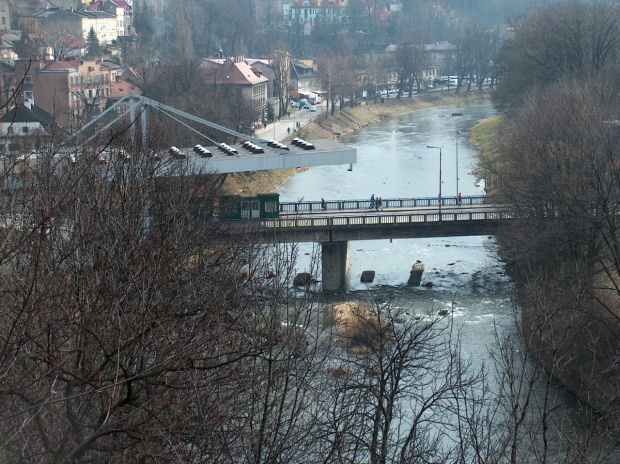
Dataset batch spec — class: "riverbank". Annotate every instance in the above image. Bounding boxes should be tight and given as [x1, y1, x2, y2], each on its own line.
[223, 90, 491, 195]
[471, 114, 620, 430]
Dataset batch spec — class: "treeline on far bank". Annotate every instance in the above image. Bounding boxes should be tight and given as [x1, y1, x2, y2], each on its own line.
[479, 0, 620, 428]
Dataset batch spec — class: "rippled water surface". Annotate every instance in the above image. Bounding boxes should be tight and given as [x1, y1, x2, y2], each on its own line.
[277, 101, 515, 344]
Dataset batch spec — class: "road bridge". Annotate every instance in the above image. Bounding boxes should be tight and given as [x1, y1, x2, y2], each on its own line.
[236, 195, 514, 291]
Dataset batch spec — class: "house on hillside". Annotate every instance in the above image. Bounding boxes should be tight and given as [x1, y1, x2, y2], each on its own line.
[0, 33, 19, 65]
[385, 0, 403, 12]
[56, 33, 85, 59]
[13, 33, 53, 60]
[0, 99, 55, 153]
[88, 0, 133, 36]
[283, 0, 349, 33]
[15, 8, 57, 33]
[42, 9, 118, 45]
[289, 0, 348, 23]
[0, 0, 11, 30]
[200, 57, 268, 115]
[15, 57, 113, 128]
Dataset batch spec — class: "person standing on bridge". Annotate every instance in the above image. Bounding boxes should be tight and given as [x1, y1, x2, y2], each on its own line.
[321, 198, 326, 210]
[457, 192, 463, 206]
[370, 194, 375, 209]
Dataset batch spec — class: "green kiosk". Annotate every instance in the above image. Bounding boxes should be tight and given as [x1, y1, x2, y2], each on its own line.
[220, 193, 280, 219]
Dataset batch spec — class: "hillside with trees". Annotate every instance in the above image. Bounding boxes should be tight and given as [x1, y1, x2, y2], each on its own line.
[488, 0, 620, 430]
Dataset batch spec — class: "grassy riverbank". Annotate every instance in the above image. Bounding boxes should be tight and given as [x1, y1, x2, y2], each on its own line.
[223, 90, 491, 195]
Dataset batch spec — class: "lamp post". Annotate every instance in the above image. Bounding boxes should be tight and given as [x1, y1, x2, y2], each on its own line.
[456, 130, 461, 197]
[427, 145, 444, 219]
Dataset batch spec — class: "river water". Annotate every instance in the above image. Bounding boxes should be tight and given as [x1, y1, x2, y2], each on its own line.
[275, 99, 619, 461]
[277, 100, 515, 354]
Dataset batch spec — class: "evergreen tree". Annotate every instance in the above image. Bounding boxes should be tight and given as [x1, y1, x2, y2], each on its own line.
[85, 26, 101, 58]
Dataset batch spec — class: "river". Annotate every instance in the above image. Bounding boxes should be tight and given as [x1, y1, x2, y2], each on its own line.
[277, 100, 514, 355]
[275, 99, 620, 462]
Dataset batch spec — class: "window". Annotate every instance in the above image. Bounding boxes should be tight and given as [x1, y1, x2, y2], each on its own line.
[264, 201, 276, 213]
[25, 76, 33, 85]
[89, 90, 93, 98]
[23, 127, 29, 134]
[25, 91, 33, 100]
[0, 5, 4, 12]
[1, 17, 5, 25]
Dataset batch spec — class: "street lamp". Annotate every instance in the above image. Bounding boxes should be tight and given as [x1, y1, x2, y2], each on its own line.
[427, 145, 444, 219]
[456, 130, 462, 198]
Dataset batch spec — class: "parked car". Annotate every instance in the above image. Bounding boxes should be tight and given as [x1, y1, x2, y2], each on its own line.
[291, 101, 300, 108]
[17, 152, 40, 161]
[303, 103, 311, 109]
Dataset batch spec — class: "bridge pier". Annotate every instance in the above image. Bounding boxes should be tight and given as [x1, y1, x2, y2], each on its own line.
[322, 241, 350, 291]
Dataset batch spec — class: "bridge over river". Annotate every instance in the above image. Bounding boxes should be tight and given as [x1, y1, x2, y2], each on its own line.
[237, 195, 514, 291]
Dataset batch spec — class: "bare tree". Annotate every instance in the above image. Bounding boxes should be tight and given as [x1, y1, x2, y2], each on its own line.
[320, 297, 487, 464]
[495, 1, 620, 110]
[270, 45, 292, 117]
[486, 76, 620, 459]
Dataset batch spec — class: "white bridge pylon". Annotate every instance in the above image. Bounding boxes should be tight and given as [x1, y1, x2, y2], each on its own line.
[69, 91, 263, 146]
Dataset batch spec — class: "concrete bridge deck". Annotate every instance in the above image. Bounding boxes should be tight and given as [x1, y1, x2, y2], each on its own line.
[238, 196, 513, 291]
[242, 196, 513, 243]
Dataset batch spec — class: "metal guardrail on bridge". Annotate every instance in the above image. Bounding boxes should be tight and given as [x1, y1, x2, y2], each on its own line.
[279, 195, 486, 213]
[261, 209, 514, 229]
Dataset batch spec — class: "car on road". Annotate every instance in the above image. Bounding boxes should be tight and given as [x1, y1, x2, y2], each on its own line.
[303, 103, 311, 109]
[310, 105, 317, 112]
[291, 101, 300, 108]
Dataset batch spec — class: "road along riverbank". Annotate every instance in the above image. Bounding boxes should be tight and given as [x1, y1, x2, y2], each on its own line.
[222, 90, 491, 196]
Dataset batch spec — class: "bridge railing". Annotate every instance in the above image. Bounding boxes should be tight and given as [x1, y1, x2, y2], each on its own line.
[262, 209, 515, 229]
[279, 195, 486, 213]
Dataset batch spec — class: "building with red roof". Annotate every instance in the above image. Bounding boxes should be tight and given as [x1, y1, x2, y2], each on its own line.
[200, 57, 268, 114]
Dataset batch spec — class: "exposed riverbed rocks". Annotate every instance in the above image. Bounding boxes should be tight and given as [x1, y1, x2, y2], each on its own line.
[326, 301, 392, 353]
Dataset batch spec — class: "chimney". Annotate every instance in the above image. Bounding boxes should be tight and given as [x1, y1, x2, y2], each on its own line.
[24, 93, 34, 110]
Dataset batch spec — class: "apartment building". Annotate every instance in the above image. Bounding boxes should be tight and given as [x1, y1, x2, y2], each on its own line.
[0, 0, 11, 30]
[15, 57, 112, 128]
